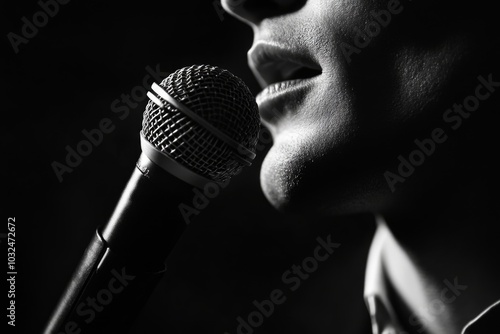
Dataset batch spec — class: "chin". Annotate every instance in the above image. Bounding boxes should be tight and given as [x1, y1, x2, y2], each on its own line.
[259, 135, 391, 217]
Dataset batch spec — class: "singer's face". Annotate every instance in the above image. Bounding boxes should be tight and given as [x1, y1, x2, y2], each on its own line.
[223, 0, 494, 214]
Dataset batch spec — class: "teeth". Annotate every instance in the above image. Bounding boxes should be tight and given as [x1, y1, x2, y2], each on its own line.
[256, 79, 304, 104]
[269, 80, 298, 94]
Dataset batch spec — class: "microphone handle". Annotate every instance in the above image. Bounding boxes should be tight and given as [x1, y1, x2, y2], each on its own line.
[44, 153, 195, 333]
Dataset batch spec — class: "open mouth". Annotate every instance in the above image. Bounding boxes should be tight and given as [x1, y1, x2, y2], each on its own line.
[249, 42, 322, 86]
[248, 42, 322, 119]
[249, 42, 321, 95]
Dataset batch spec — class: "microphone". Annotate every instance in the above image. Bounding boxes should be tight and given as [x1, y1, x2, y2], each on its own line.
[44, 64, 261, 334]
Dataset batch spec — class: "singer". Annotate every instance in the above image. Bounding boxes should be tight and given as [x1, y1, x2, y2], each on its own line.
[222, 0, 500, 333]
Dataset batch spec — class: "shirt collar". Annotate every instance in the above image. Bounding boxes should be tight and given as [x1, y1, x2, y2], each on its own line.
[364, 217, 499, 334]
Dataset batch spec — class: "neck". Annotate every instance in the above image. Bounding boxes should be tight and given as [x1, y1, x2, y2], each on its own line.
[377, 123, 500, 333]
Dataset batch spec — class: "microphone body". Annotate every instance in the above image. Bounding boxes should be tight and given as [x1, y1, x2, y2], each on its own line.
[44, 64, 260, 334]
[44, 153, 195, 334]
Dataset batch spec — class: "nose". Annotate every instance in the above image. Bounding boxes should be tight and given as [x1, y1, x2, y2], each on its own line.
[221, 0, 306, 25]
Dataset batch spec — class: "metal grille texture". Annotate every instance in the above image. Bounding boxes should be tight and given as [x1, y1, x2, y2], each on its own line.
[142, 64, 261, 182]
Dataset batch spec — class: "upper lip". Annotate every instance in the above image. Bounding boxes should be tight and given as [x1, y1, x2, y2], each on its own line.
[248, 42, 322, 89]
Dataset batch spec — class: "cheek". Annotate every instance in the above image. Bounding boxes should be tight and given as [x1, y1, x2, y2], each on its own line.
[259, 80, 365, 213]
[259, 47, 468, 214]
[260, 1, 473, 213]
[390, 43, 468, 121]
[315, 0, 469, 122]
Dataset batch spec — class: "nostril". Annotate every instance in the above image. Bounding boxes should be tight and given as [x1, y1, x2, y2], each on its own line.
[222, 0, 307, 25]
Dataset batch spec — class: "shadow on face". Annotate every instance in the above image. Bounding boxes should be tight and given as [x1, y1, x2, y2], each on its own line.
[223, 0, 500, 216]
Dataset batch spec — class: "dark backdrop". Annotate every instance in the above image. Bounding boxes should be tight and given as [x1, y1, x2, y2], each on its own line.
[3, 1, 374, 333]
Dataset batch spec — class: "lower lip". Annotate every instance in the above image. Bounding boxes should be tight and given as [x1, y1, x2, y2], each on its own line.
[256, 77, 317, 122]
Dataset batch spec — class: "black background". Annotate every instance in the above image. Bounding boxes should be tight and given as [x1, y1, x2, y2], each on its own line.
[3, 1, 374, 333]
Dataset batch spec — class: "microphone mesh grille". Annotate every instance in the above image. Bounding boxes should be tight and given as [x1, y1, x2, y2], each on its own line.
[142, 64, 260, 182]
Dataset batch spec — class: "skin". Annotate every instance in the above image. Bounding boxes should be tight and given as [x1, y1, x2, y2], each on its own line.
[223, 0, 500, 333]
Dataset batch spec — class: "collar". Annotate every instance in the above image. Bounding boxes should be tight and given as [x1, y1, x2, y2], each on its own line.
[462, 299, 500, 333]
[363, 217, 499, 334]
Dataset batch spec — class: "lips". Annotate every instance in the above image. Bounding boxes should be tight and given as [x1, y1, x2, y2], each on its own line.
[248, 42, 322, 123]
